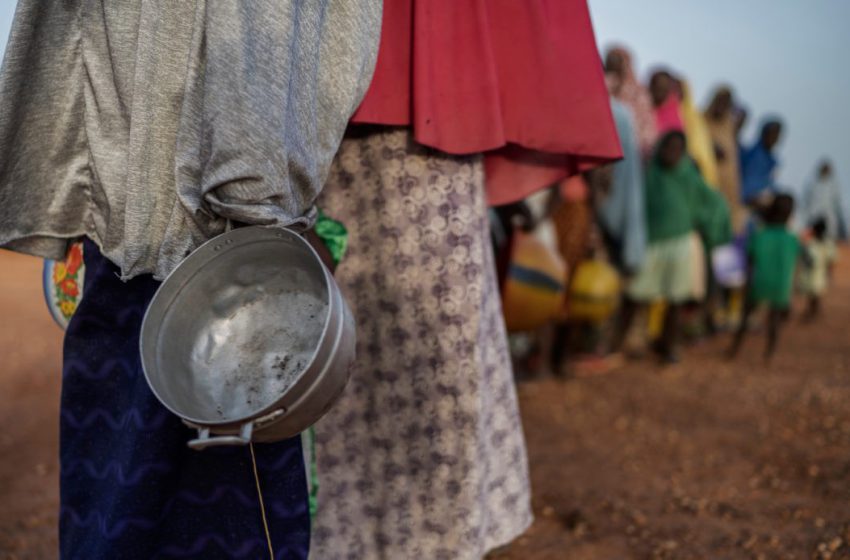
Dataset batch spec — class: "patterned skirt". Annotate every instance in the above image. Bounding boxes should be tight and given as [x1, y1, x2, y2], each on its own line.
[60, 240, 310, 559]
[311, 129, 532, 559]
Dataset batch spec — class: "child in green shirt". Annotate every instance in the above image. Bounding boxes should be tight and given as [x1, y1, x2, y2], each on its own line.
[612, 130, 729, 364]
[728, 194, 799, 361]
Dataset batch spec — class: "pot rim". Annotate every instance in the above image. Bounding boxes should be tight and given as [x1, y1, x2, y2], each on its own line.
[139, 225, 336, 427]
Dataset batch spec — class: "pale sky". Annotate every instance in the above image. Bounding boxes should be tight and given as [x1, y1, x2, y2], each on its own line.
[588, 0, 850, 209]
[0, 1, 848, 207]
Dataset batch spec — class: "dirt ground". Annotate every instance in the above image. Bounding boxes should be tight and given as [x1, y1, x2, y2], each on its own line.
[2, 249, 850, 559]
[0, 252, 62, 560]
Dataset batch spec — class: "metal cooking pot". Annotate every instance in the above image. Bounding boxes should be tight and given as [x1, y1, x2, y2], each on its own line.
[140, 226, 355, 450]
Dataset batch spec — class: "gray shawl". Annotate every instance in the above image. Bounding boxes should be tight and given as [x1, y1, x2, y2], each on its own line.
[0, 0, 381, 279]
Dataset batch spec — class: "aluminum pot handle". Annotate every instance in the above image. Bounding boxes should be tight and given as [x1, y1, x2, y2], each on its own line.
[187, 422, 253, 450]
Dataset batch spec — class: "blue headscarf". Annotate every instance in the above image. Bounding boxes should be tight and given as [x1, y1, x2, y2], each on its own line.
[739, 116, 783, 202]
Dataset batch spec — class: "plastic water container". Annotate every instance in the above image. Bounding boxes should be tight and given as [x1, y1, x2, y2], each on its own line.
[712, 243, 746, 288]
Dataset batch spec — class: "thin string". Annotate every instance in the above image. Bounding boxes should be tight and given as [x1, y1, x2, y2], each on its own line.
[250, 442, 275, 560]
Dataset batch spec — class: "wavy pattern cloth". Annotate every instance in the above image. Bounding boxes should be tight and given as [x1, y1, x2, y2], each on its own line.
[60, 239, 310, 559]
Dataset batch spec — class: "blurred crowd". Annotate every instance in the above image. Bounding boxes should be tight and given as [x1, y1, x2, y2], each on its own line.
[494, 44, 848, 376]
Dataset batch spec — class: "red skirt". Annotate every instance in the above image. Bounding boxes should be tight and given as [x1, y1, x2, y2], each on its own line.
[351, 0, 622, 205]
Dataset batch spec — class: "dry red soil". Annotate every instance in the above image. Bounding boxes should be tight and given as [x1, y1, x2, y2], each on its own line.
[2, 249, 850, 559]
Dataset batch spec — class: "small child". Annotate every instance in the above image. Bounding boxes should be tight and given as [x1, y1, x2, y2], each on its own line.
[728, 194, 799, 361]
[611, 131, 721, 364]
[799, 218, 835, 320]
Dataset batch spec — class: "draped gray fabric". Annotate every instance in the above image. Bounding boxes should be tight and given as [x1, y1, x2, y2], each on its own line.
[0, 0, 381, 279]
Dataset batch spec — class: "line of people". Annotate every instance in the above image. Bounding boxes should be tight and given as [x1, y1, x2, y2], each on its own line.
[2, 2, 842, 556]
[496, 44, 847, 374]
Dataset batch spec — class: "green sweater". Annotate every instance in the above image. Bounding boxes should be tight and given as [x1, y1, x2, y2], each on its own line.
[644, 158, 731, 247]
[747, 226, 800, 307]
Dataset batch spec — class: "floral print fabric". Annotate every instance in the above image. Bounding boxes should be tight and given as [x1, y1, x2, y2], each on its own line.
[311, 129, 532, 559]
[44, 242, 85, 328]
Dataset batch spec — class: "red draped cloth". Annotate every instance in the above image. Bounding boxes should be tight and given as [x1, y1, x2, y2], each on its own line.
[351, 0, 623, 206]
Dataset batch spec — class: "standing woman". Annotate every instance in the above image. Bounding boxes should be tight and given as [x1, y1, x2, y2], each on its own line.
[649, 69, 685, 135]
[605, 46, 659, 158]
[596, 100, 648, 276]
[705, 86, 748, 232]
[311, 2, 622, 558]
[679, 79, 719, 188]
[0, 2, 381, 558]
[740, 118, 784, 205]
[801, 161, 848, 242]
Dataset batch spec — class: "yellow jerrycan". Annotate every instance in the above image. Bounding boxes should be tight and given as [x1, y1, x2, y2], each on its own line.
[502, 231, 568, 332]
[567, 257, 621, 324]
